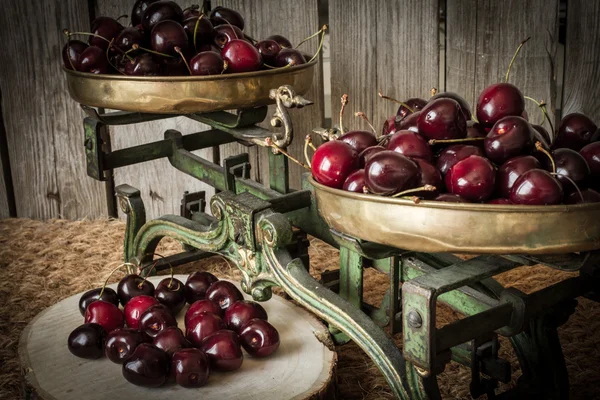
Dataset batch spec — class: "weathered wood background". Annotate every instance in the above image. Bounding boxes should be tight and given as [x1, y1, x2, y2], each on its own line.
[0, 0, 598, 220]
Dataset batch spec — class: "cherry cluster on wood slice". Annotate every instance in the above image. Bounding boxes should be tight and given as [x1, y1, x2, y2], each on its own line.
[298, 37, 599, 206]
[61, 1, 326, 77]
[68, 257, 280, 390]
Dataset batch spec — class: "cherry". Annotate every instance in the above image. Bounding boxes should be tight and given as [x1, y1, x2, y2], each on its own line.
[359, 146, 386, 168]
[105, 328, 147, 364]
[342, 169, 366, 193]
[255, 39, 282, 65]
[131, 0, 159, 27]
[153, 327, 191, 356]
[200, 330, 243, 372]
[436, 144, 483, 176]
[183, 16, 214, 45]
[138, 304, 177, 338]
[445, 155, 496, 202]
[546, 148, 590, 192]
[213, 24, 245, 48]
[182, 5, 201, 19]
[273, 48, 306, 67]
[386, 130, 432, 161]
[117, 274, 155, 306]
[239, 319, 280, 358]
[339, 130, 378, 154]
[364, 151, 419, 195]
[184, 271, 218, 304]
[532, 124, 552, 147]
[311, 140, 359, 189]
[466, 120, 487, 139]
[224, 300, 268, 333]
[580, 142, 600, 176]
[151, 20, 188, 56]
[155, 277, 186, 315]
[172, 348, 211, 388]
[160, 55, 189, 75]
[185, 299, 223, 327]
[89, 17, 123, 50]
[206, 281, 244, 311]
[565, 188, 600, 204]
[434, 193, 469, 202]
[414, 159, 443, 198]
[266, 34, 293, 48]
[210, 6, 245, 30]
[122, 343, 170, 387]
[397, 111, 421, 134]
[124, 53, 161, 76]
[496, 155, 541, 199]
[78, 46, 110, 74]
[554, 113, 598, 151]
[484, 116, 535, 165]
[186, 312, 227, 347]
[62, 40, 88, 70]
[124, 295, 159, 329]
[476, 83, 525, 127]
[488, 198, 512, 204]
[84, 300, 124, 333]
[222, 39, 262, 73]
[68, 323, 106, 359]
[382, 115, 398, 136]
[430, 92, 472, 120]
[397, 98, 427, 119]
[113, 27, 144, 53]
[196, 43, 221, 53]
[141, 1, 183, 33]
[189, 51, 226, 75]
[417, 98, 467, 140]
[510, 169, 563, 205]
[78, 287, 119, 316]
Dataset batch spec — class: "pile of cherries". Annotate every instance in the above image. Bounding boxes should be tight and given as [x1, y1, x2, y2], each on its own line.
[62, 0, 313, 76]
[68, 267, 280, 388]
[311, 83, 600, 205]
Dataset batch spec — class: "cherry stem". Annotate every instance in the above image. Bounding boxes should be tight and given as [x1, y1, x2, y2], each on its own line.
[244, 34, 258, 44]
[175, 46, 192, 75]
[200, 0, 210, 15]
[106, 39, 127, 75]
[141, 253, 175, 288]
[505, 37, 531, 83]
[377, 92, 415, 113]
[339, 94, 349, 135]
[264, 61, 295, 70]
[221, 60, 228, 74]
[98, 262, 138, 297]
[221, 17, 239, 40]
[524, 95, 554, 134]
[303, 135, 314, 168]
[296, 24, 327, 49]
[265, 137, 310, 170]
[307, 25, 328, 64]
[428, 137, 485, 145]
[64, 29, 111, 44]
[132, 43, 174, 58]
[535, 141, 556, 173]
[552, 172, 584, 203]
[430, 87, 438, 97]
[354, 112, 377, 136]
[193, 13, 203, 51]
[391, 185, 437, 198]
[184, 4, 200, 12]
[116, 14, 128, 22]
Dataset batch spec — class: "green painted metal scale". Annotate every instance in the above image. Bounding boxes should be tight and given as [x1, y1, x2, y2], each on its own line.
[78, 82, 599, 399]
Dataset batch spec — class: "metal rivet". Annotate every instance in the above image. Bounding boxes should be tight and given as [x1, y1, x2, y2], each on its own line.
[407, 311, 423, 328]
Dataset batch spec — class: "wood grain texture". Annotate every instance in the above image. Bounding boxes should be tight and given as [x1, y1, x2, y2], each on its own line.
[0, 91, 12, 219]
[0, 0, 108, 219]
[0, 157, 8, 219]
[446, 0, 560, 132]
[562, 0, 600, 121]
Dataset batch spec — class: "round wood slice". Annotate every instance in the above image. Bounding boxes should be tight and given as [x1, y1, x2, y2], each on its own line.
[19, 276, 337, 400]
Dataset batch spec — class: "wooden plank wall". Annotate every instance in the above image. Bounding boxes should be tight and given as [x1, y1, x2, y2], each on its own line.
[0, 91, 13, 218]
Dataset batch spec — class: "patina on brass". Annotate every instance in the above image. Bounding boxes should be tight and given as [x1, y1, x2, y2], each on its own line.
[64, 61, 316, 114]
[311, 177, 600, 255]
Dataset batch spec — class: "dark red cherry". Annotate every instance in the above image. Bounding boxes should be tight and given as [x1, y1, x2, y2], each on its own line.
[113, 27, 144, 52]
[213, 24, 244, 48]
[273, 48, 306, 67]
[565, 188, 600, 204]
[382, 115, 398, 136]
[105, 328, 147, 364]
[160, 55, 190, 75]
[510, 169, 563, 205]
[196, 43, 221, 53]
[132, 0, 160, 26]
[397, 111, 421, 134]
[339, 130, 378, 154]
[417, 98, 467, 140]
[182, 16, 214, 45]
[68, 323, 106, 359]
[476, 83, 525, 127]
[150, 20, 189, 56]
[155, 278, 186, 315]
[239, 319, 280, 358]
[182, 5, 200, 19]
[138, 304, 177, 338]
[532, 124, 552, 147]
[554, 113, 598, 151]
[266, 34, 292, 48]
[342, 169, 366, 193]
[210, 6, 245, 30]
[141, 1, 183, 32]
[430, 92, 472, 120]
[200, 330, 243, 372]
[185, 299, 223, 327]
[117, 274, 155, 306]
[359, 146, 386, 168]
[397, 98, 428, 119]
[90, 17, 123, 50]
[78, 46, 110, 74]
[484, 116, 535, 165]
[434, 193, 469, 203]
[84, 300, 124, 333]
[414, 159, 443, 198]
[184, 271, 218, 304]
[466, 120, 487, 139]
[488, 198, 512, 204]
[62, 40, 88, 70]
[311, 140, 360, 189]
[206, 281, 244, 311]
[445, 155, 496, 202]
[222, 39, 262, 73]
[186, 312, 226, 347]
[224, 301, 268, 333]
[124, 53, 161, 76]
[122, 343, 170, 387]
[255, 39, 281, 65]
[386, 130, 432, 161]
[580, 142, 600, 176]
[153, 327, 191, 356]
[364, 151, 419, 195]
[436, 145, 484, 176]
[79, 287, 119, 316]
[171, 348, 210, 388]
[546, 148, 590, 192]
[496, 155, 541, 199]
[124, 295, 159, 329]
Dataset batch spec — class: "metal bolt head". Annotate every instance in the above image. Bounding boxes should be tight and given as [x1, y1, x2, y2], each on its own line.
[407, 310, 423, 328]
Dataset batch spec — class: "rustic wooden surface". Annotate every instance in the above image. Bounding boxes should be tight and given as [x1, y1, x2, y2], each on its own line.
[0, 91, 12, 219]
[445, 0, 560, 134]
[562, 0, 600, 122]
[0, 0, 108, 219]
[19, 276, 336, 400]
